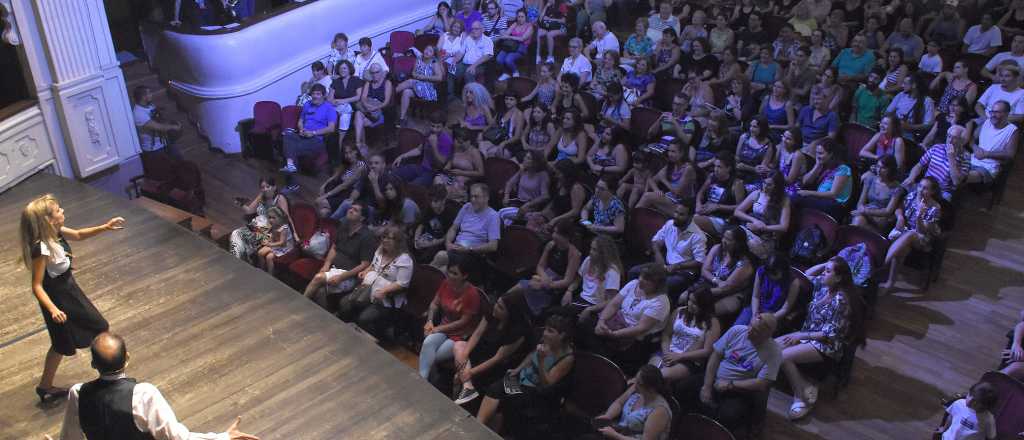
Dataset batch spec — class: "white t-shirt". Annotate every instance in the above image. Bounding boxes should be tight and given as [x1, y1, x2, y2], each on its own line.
[977, 84, 1024, 114]
[133, 104, 165, 152]
[589, 32, 621, 60]
[652, 220, 707, 266]
[942, 399, 996, 440]
[37, 240, 71, 278]
[918, 53, 944, 74]
[440, 34, 465, 66]
[973, 119, 1017, 174]
[462, 35, 494, 65]
[353, 50, 389, 79]
[984, 51, 1024, 72]
[616, 279, 671, 338]
[560, 54, 593, 81]
[578, 256, 621, 305]
[963, 25, 1002, 54]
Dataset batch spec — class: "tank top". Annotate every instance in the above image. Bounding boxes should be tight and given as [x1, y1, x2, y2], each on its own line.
[616, 393, 672, 440]
[737, 134, 771, 167]
[555, 133, 579, 161]
[874, 133, 897, 157]
[669, 312, 707, 353]
[938, 79, 974, 114]
[367, 80, 387, 103]
[704, 176, 737, 205]
[592, 146, 617, 167]
[763, 98, 788, 127]
[711, 251, 744, 281]
[537, 82, 557, 106]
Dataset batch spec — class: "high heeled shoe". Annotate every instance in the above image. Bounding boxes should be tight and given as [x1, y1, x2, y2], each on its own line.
[35, 386, 69, 403]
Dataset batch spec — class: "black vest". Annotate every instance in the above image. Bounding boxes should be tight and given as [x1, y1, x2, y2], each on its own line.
[78, 377, 155, 440]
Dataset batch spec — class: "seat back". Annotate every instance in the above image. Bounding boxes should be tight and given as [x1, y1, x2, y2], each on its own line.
[392, 55, 417, 82]
[386, 127, 426, 163]
[788, 208, 840, 256]
[508, 77, 539, 102]
[672, 413, 736, 440]
[252, 101, 282, 134]
[389, 30, 416, 56]
[492, 226, 544, 278]
[565, 351, 628, 418]
[580, 92, 599, 123]
[288, 202, 319, 243]
[140, 150, 179, 183]
[625, 207, 668, 262]
[405, 183, 431, 213]
[839, 123, 875, 164]
[654, 78, 684, 111]
[484, 157, 521, 203]
[404, 264, 446, 318]
[630, 107, 662, 142]
[961, 53, 990, 83]
[835, 225, 890, 269]
[979, 371, 1024, 440]
[281, 105, 301, 131]
[413, 33, 439, 52]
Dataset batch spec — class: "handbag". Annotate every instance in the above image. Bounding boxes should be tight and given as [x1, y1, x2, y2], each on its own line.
[624, 88, 641, 106]
[302, 230, 331, 259]
[483, 125, 509, 144]
[499, 38, 522, 52]
[540, 18, 561, 30]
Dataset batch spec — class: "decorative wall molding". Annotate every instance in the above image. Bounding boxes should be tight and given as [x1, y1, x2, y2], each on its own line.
[58, 86, 120, 177]
[0, 0, 21, 45]
[0, 104, 55, 192]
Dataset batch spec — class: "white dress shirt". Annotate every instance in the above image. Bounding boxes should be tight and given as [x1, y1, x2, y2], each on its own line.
[588, 32, 620, 60]
[652, 220, 707, 266]
[462, 35, 494, 65]
[60, 373, 228, 440]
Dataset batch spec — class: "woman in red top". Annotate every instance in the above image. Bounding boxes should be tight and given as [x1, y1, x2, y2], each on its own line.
[419, 253, 483, 380]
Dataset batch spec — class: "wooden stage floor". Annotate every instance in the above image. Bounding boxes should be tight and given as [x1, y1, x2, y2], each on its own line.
[0, 173, 497, 439]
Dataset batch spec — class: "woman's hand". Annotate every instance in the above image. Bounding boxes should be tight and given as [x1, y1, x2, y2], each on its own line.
[105, 217, 126, 230]
[700, 385, 715, 406]
[50, 308, 67, 324]
[458, 366, 473, 383]
[796, 189, 811, 197]
[777, 332, 804, 347]
[598, 426, 618, 438]
[423, 321, 435, 335]
[535, 342, 549, 357]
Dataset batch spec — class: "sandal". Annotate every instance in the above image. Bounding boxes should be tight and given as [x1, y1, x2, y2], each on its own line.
[788, 398, 813, 420]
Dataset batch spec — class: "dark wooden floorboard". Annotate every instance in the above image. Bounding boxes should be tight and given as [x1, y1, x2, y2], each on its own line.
[0, 173, 496, 439]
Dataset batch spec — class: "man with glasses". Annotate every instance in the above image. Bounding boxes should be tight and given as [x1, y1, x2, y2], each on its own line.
[304, 201, 376, 308]
[903, 124, 971, 201]
[969, 100, 1019, 185]
[280, 84, 337, 181]
[559, 37, 592, 83]
[431, 183, 501, 276]
[451, 21, 494, 96]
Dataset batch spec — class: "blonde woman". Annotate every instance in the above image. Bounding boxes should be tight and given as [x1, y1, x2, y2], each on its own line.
[19, 194, 125, 403]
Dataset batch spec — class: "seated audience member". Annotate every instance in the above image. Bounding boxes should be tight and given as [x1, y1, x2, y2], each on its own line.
[903, 125, 970, 201]
[566, 235, 623, 316]
[525, 160, 587, 238]
[637, 141, 698, 215]
[598, 84, 632, 133]
[230, 177, 293, 263]
[735, 13, 770, 59]
[280, 84, 337, 177]
[554, 74, 591, 120]
[859, 115, 907, 175]
[623, 58, 657, 108]
[420, 253, 484, 380]
[297, 61, 334, 106]
[326, 33, 356, 76]
[760, 82, 794, 141]
[476, 314, 576, 433]
[455, 0, 483, 30]
[797, 93, 840, 155]
[696, 225, 756, 315]
[132, 85, 183, 158]
[369, 176, 420, 235]
[975, 64, 1024, 123]
[650, 284, 721, 383]
[537, 0, 569, 64]
[811, 67, 845, 113]
[317, 144, 367, 217]
[418, 2, 453, 35]
[453, 291, 533, 405]
[440, 21, 466, 102]
[352, 37, 389, 80]
[649, 93, 700, 147]
[962, 13, 1003, 56]
[648, 2, 681, 44]
[794, 140, 853, 220]
[337, 225, 414, 340]
[886, 74, 936, 140]
[585, 366, 672, 440]
[395, 45, 444, 127]
[580, 177, 627, 236]
[882, 176, 944, 292]
[618, 150, 656, 209]
[622, 17, 655, 68]
[746, 47, 782, 94]
[678, 37, 718, 82]
[699, 313, 782, 434]
[559, 39, 594, 84]
[585, 21, 621, 61]
[772, 24, 802, 63]
[552, 110, 590, 166]
[431, 183, 501, 270]
[460, 82, 495, 134]
[850, 68, 890, 129]
[587, 126, 630, 179]
[733, 171, 791, 259]
[693, 154, 747, 237]
[968, 100, 1020, 185]
[1002, 310, 1024, 380]
[481, 91, 525, 159]
[652, 29, 682, 80]
[481, 0, 509, 37]
[782, 47, 815, 104]
[303, 201, 376, 307]
[393, 113, 453, 186]
[831, 34, 876, 84]
[330, 153, 390, 221]
[882, 18, 924, 62]
[932, 61, 978, 117]
[328, 60, 363, 149]
[414, 184, 455, 262]
[778, 257, 858, 420]
[584, 264, 672, 364]
[507, 220, 583, 316]
[774, 128, 809, 192]
[734, 117, 774, 187]
[724, 78, 758, 128]
[452, 21, 494, 95]
[709, 13, 735, 54]
[982, 34, 1024, 81]
[521, 102, 557, 160]
[255, 207, 294, 274]
[435, 126, 485, 203]
[925, 3, 964, 49]
[353, 64, 394, 153]
[679, 10, 709, 53]
[736, 252, 799, 326]
[494, 8, 534, 81]
[852, 156, 906, 234]
[589, 50, 625, 101]
[935, 381, 999, 440]
[629, 199, 707, 298]
[498, 150, 552, 225]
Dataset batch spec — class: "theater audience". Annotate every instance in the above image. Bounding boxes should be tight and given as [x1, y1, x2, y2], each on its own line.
[230, 177, 293, 263]
[935, 381, 999, 440]
[566, 235, 623, 316]
[733, 171, 791, 259]
[698, 225, 756, 315]
[1002, 310, 1024, 380]
[328, 60, 363, 150]
[586, 126, 630, 179]
[452, 291, 532, 405]
[560, 39, 593, 84]
[794, 140, 852, 219]
[393, 112, 452, 186]
[413, 184, 455, 262]
[693, 154, 746, 237]
[932, 61, 978, 115]
[353, 37, 389, 80]
[968, 100, 1019, 185]
[850, 69, 889, 129]
[736, 252, 799, 326]
[775, 127, 808, 191]
[255, 207, 294, 274]
[650, 285, 720, 383]
[586, 365, 672, 440]
[851, 156, 905, 233]
[498, 150, 551, 225]
[537, 0, 569, 64]
[395, 45, 443, 127]
[552, 110, 589, 165]
[435, 126, 485, 203]
[420, 253, 484, 380]
[637, 141, 698, 214]
[630, 199, 707, 299]
[883, 176, 944, 291]
[494, 8, 534, 81]
[583, 264, 671, 366]
[353, 64, 394, 152]
[623, 59, 657, 111]
[526, 159, 587, 237]
[337, 225, 414, 340]
[431, 183, 500, 271]
[280, 84, 337, 178]
[317, 144, 367, 217]
[460, 82, 495, 133]
[369, 176, 420, 235]
[903, 124, 970, 201]
[303, 201, 376, 307]
[580, 177, 626, 236]
[508, 220, 582, 315]
[453, 21, 494, 94]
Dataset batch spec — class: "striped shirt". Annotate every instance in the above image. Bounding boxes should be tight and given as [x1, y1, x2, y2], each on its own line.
[919, 144, 970, 197]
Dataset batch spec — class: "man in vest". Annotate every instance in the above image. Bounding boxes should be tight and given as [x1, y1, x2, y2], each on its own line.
[50, 332, 259, 440]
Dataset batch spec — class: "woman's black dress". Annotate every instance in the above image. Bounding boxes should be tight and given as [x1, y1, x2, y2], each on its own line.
[33, 236, 108, 356]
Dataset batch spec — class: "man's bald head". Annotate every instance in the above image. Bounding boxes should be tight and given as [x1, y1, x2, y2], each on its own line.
[91, 332, 128, 374]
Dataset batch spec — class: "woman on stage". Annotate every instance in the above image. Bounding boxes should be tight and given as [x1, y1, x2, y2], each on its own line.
[18, 194, 124, 403]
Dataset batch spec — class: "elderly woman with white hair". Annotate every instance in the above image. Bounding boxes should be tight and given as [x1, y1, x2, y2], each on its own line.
[460, 82, 496, 135]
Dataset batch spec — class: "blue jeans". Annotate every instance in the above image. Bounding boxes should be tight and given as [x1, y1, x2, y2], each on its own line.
[496, 46, 526, 74]
[419, 332, 455, 379]
[394, 163, 436, 186]
[283, 131, 325, 161]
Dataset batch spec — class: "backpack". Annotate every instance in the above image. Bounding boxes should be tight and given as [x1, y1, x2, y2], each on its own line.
[790, 224, 827, 265]
[837, 243, 873, 287]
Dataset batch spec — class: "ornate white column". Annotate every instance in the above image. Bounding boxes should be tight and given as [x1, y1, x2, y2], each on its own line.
[30, 0, 139, 178]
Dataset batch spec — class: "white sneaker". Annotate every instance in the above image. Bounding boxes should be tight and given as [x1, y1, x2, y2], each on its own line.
[512, 71, 520, 77]
[498, 73, 511, 82]
[453, 387, 479, 405]
[545, 55, 555, 64]
[279, 163, 298, 173]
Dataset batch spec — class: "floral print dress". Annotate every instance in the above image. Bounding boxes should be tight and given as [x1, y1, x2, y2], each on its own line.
[801, 276, 852, 360]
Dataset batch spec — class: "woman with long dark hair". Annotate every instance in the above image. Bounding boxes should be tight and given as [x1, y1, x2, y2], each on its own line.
[795, 139, 853, 219]
[637, 141, 698, 216]
[650, 285, 722, 383]
[733, 171, 791, 259]
[588, 365, 672, 439]
[453, 291, 534, 405]
[229, 176, 293, 263]
[699, 225, 756, 315]
[693, 154, 747, 237]
[851, 155, 905, 234]
[19, 194, 124, 402]
[885, 74, 936, 140]
[369, 176, 420, 236]
[882, 176, 944, 292]
[526, 159, 587, 237]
